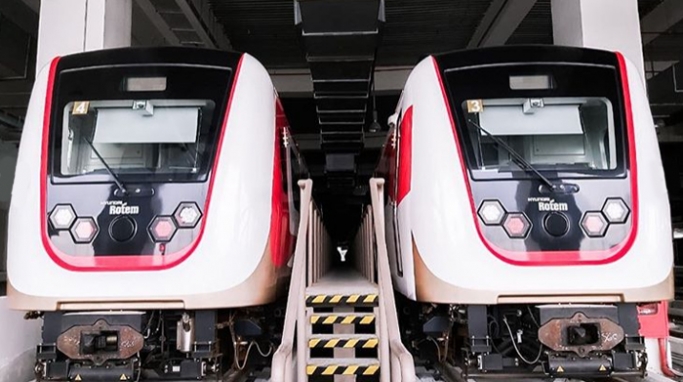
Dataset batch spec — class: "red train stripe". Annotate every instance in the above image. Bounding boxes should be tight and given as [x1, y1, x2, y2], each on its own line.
[396, 106, 413, 204]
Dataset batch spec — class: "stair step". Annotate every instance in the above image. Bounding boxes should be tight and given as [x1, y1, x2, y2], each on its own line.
[306, 293, 378, 307]
[306, 358, 380, 376]
[310, 313, 375, 325]
[309, 334, 378, 349]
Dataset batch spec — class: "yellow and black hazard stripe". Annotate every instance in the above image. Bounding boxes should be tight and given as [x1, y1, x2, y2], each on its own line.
[306, 294, 378, 307]
[309, 337, 379, 349]
[310, 314, 375, 325]
[306, 364, 380, 376]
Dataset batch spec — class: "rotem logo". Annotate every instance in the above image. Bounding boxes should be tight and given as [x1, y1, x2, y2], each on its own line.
[103, 201, 140, 215]
[528, 197, 569, 212]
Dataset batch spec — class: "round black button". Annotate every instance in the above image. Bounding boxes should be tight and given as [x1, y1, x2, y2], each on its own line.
[109, 216, 136, 242]
[544, 212, 569, 237]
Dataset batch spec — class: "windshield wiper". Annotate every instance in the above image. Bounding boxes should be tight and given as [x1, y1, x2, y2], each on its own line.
[82, 137, 128, 195]
[467, 119, 558, 191]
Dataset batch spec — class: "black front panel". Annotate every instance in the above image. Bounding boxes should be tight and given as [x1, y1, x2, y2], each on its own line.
[470, 180, 631, 252]
[46, 48, 240, 258]
[435, 46, 632, 253]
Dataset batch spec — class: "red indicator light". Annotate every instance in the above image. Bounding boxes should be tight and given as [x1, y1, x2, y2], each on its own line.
[149, 216, 177, 243]
[70, 217, 99, 243]
[503, 213, 530, 238]
[581, 212, 608, 237]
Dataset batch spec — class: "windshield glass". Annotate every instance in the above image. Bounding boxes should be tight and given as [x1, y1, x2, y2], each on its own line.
[60, 99, 214, 177]
[443, 62, 627, 180]
[462, 97, 616, 172]
[49, 63, 233, 184]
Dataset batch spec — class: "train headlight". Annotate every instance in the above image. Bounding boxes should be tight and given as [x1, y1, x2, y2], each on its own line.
[49, 204, 77, 230]
[581, 212, 608, 237]
[173, 202, 202, 228]
[477, 200, 506, 225]
[70, 217, 99, 243]
[503, 213, 531, 238]
[149, 216, 177, 242]
[602, 198, 630, 224]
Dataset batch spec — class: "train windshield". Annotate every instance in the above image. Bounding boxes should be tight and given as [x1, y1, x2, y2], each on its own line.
[444, 62, 627, 180]
[60, 99, 214, 178]
[50, 64, 233, 183]
[462, 96, 617, 172]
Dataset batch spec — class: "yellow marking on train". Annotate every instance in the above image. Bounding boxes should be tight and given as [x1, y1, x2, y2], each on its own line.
[364, 365, 380, 375]
[360, 316, 375, 324]
[329, 295, 342, 303]
[311, 295, 325, 304]
[363, 294, 377, 303]
[74, 375, 82, 381]
[306, 366, 317, 375]
[347, 295, 360, 303]
[309, 339, 320, 348]
[119, 374, 128, 381]
[557, 366, 564, 373]
[343, 365, 359, 375]
[345, 339, 359, 348]
[599, 364, 607, 372]
[364, 338, 379, 348]
[311, 315, 320, 324]
[322, 366, 337, 375]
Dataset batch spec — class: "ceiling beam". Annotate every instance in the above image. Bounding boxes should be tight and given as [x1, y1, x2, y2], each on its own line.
[176, 0, 231, 49]
[468, 0, 537, 48]
[0, 0, 39, 36]
[272, 66, 412, 95]
[135, 0, 181, 45]
[135, 0, 230, 49]
[641, 0, 683, 46]
[19, 0, 38, 13]
[643, 0, 683, 117]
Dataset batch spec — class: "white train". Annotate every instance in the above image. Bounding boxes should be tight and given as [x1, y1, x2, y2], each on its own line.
[378, 46, 674, 378]
[7, 47, 306, 380]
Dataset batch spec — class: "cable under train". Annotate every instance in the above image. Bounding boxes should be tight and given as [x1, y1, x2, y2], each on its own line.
[378, 45, 674, 378]
[7, 47, 307, 380]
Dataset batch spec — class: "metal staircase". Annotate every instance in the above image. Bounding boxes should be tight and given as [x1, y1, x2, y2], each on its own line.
[304, 270, 380, 379]
[271, 179, 416, 382]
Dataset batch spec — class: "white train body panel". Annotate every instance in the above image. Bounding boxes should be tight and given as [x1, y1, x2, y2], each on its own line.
[382, 47, 673, 304]
[8, 49, 302, 310]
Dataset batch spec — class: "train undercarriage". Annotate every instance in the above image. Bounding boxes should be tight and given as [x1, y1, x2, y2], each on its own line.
[399, 297, 647, 379]
[32, 304, 285, 381]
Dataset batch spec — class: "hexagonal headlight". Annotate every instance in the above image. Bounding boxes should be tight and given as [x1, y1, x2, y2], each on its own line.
[503, 213, 531, 238]
[581, 212, 608, 237]
[70, 217, 99, 243]
[602, 198, 630, 224]
[173, 202, 202, 228]
[477, 200, 506, 226]
[49, 204, 77, 230]
[149, 216, 177, 243]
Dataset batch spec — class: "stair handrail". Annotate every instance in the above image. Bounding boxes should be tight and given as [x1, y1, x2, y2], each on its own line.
[271, 179, 313, 382]
[369, 178, 417, 382]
